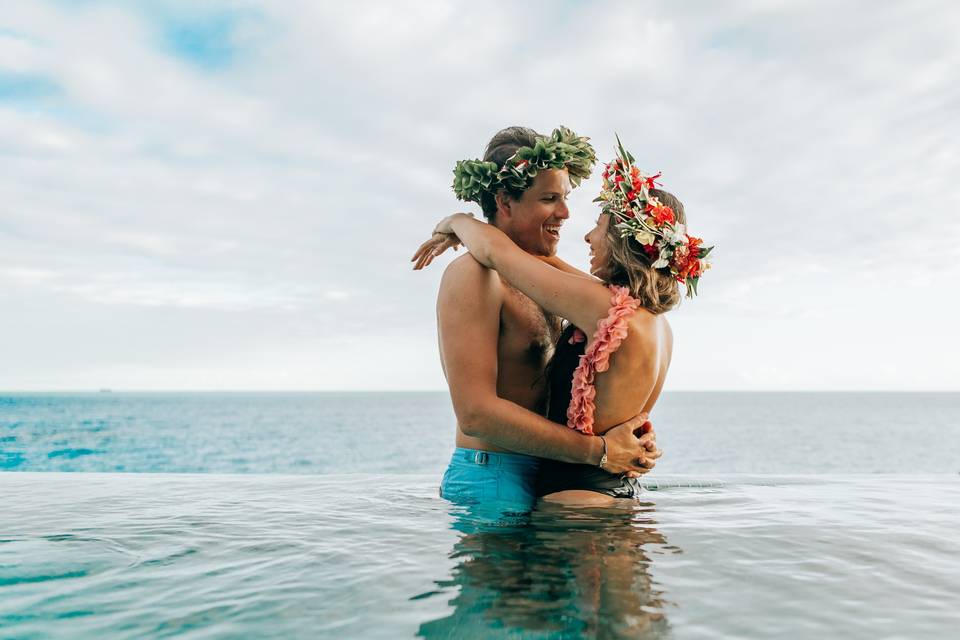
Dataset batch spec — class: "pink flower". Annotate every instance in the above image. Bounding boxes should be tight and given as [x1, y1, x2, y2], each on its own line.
[566, 286, 642, 435]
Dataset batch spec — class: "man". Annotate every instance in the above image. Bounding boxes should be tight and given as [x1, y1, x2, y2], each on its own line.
[428, 126, 660, 512]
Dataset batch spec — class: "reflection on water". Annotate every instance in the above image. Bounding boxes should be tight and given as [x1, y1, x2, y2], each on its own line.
[417, 500, 676, 639]
[3, 474, 959, 638]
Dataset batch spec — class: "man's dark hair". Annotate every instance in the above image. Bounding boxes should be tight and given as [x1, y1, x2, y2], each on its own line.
[479, 126, 542, 221]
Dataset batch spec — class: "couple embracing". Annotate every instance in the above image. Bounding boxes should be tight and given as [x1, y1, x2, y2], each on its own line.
[413, 126, 711, 515]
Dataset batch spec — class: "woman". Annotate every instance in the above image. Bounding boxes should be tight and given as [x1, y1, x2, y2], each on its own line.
[414, 139, 711, 505]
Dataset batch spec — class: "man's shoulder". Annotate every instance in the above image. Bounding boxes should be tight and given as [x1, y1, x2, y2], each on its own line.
[441, 253, 501, 289]
[437, 254, 503, 312]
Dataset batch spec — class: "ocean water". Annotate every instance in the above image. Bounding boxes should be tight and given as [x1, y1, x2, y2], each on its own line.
[3, 473, 958, 639]
[2, 392, 959, 474]
[2, 392, 960, 639]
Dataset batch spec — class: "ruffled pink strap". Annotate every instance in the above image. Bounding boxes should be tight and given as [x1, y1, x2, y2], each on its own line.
[566, 285, 642, 435]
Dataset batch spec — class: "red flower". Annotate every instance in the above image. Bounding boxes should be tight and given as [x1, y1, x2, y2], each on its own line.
[642, 243, 659, 259]
[643, 171, 662, 190]
[645, 204, 675, 226]
[674, 237, 704, 280]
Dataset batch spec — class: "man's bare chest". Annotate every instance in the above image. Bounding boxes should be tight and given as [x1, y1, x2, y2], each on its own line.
[498, 283, 560, 367]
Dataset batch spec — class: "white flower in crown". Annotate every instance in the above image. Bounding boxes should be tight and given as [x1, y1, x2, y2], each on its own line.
[662, 223, 687, 245]
[633, 229, 656, 246]
[652, 246, 672, 269]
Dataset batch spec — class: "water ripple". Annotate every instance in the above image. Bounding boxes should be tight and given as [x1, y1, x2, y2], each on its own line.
[1, 473, 958, 639]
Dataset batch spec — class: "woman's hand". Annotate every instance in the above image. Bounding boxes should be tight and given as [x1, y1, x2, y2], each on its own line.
[412, 233, 461, 270]
[411, 213, 473, 271]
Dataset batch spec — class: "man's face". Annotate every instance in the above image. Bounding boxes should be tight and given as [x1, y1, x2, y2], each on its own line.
[497, 168, 572, 256]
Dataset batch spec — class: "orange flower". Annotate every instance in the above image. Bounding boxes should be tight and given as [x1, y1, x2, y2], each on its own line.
[646, 204, 675, 226]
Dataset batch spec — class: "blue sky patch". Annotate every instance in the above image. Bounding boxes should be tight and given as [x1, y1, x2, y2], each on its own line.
[0, 70, 111, 131]
[161, 11, 243, 70]
[41, 2, 261, 71]
[0, 71, 61, 102]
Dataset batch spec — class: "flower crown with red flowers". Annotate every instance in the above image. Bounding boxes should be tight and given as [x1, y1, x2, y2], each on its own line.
[595, 137, 713, 297]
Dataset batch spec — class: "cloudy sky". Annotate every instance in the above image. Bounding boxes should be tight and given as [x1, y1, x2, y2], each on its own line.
[2, 0, 958, 391]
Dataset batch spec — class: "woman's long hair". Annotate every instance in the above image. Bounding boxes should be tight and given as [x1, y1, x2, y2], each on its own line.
[603, 188, 685, 314]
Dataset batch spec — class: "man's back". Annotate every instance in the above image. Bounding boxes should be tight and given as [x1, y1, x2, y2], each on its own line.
[437, 254, 558, 452]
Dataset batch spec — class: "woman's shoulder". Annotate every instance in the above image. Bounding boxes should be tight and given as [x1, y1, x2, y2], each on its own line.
[611, 294, 669, 346]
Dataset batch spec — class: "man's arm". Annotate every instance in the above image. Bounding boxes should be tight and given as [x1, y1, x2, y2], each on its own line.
[438, 254, 652, 471]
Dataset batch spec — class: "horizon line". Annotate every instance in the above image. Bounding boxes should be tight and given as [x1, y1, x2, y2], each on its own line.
[2, 389, 959, 394]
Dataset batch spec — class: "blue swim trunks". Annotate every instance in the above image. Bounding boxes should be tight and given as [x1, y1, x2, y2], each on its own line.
[440, 448, 541, 516]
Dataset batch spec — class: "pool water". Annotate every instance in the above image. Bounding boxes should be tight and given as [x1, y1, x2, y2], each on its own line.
[3, 473, 958, 639]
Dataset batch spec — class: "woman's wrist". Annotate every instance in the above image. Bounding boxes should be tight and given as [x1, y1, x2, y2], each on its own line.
[449, 212, 473, 232]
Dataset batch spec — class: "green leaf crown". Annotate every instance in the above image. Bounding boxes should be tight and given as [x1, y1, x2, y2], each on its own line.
[452, 126, 598, 205]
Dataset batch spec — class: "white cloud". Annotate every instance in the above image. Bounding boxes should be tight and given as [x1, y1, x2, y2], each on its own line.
[1, 0, 958, 390]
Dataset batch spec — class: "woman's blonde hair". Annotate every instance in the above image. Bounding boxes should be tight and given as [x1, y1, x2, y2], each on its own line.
[603, 188, 685, 314]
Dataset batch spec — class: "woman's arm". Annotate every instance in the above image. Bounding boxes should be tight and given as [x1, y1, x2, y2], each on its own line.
[419, 214, 612, 333]
[412, 216, 597, 281]
[538, 255, 598, 280]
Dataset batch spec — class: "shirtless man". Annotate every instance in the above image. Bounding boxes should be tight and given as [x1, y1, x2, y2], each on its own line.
[426, 126, 660, 513]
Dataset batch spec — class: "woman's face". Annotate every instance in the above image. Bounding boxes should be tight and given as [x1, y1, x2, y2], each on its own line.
[585, 213, 612, 278]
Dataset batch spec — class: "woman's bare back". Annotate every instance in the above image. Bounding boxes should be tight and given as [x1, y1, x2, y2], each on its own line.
[588, 310, 673, 436]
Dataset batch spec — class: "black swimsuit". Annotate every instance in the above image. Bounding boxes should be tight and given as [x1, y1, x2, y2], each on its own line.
[535, 323, 642, 499]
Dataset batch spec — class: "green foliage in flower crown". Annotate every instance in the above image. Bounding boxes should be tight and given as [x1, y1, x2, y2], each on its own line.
[452, 160, 499, 205]
[551, 126, 599, 187]
[451, 126, 597, 204]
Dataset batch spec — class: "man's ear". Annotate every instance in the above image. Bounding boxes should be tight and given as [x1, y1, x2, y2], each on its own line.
[494, 191, 514, 221]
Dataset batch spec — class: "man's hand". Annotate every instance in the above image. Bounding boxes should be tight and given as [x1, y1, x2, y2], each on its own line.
[599, 415, 662, 477]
